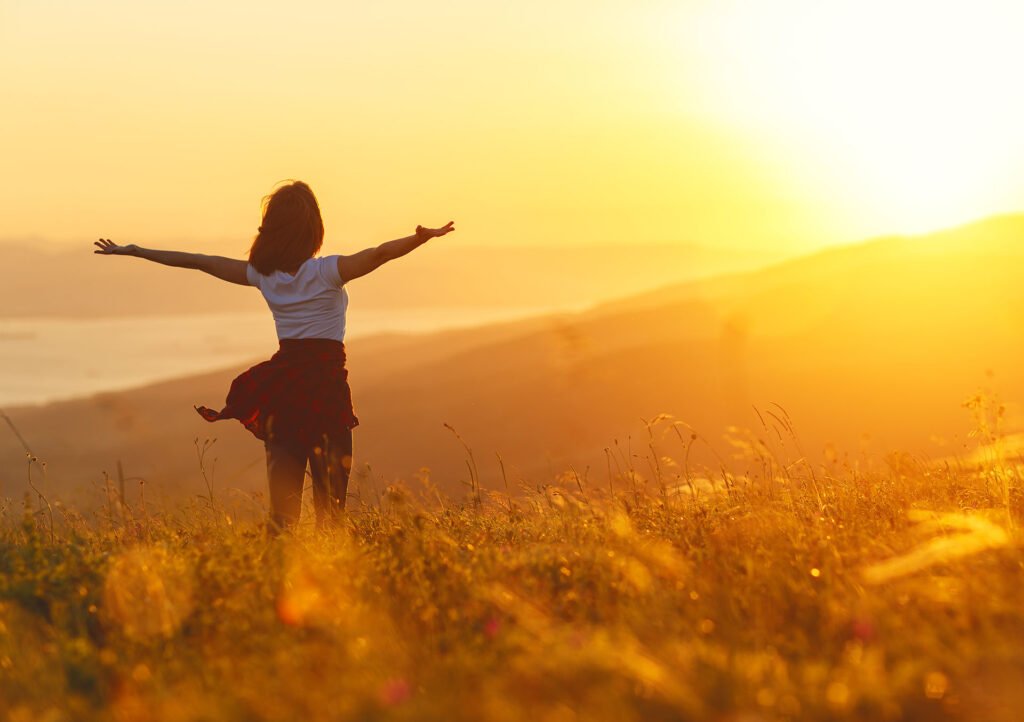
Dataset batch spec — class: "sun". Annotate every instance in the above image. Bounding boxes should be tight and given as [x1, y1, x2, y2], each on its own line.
[673, 0, 1024, 237]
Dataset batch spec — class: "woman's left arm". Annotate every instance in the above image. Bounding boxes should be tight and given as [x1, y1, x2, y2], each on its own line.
[336, 222, 455, 284]
[94, 239, 250, 286]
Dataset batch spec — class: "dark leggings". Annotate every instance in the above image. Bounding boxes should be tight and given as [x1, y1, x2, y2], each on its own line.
[265, 428, 353, 530]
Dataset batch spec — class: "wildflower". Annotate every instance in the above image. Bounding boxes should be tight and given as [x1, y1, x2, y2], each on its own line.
[378, 678, 412, 706]
[850, 617, 876, 642]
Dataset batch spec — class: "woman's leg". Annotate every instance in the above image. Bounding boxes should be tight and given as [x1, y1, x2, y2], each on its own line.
[309, 428, 353, 526]
[265, 440, 308, 531]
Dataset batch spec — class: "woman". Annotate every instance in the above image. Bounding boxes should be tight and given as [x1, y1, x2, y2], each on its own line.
[94, 180, 454, 529]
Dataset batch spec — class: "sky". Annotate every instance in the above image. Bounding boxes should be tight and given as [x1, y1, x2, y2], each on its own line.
[3, 0, 1024, 255]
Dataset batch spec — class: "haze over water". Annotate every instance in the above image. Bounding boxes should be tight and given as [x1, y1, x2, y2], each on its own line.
[0, 306, 558, 407]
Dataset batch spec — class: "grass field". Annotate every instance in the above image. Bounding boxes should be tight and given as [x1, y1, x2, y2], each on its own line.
[1, 410, 1022, 722]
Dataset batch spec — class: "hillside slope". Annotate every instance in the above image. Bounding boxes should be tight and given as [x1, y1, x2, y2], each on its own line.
[2, 216, 1021, 505]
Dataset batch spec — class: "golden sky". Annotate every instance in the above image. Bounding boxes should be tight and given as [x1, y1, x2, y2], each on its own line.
[3, 0, 1024, 254]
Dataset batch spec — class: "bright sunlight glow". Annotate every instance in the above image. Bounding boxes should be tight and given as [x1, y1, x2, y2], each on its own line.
[671, 0, 1024, 237]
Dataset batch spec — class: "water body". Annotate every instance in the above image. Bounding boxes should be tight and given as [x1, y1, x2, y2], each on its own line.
[0, 306, 558, 407]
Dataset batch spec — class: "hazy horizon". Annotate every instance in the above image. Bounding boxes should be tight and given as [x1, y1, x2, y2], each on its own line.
[0, 235, 790, 319]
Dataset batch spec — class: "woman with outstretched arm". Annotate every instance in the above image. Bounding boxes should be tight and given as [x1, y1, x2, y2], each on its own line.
[94, 180, 454, 530]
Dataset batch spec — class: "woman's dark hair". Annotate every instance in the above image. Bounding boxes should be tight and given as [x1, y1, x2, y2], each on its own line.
[248, 181, 325, 275]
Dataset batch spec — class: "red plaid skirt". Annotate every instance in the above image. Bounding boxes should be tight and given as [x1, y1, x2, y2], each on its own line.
[195, 338, 358, 451]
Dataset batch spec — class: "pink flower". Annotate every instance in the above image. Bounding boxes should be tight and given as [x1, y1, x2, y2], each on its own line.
[378, 678, 412, 706]
[851, 617, 876, 642]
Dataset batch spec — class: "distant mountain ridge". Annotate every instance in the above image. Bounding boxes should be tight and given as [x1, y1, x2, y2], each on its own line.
[598, 213, 1024, 314]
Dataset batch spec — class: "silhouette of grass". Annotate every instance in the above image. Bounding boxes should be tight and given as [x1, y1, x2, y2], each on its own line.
[1, 414, 1022, 721]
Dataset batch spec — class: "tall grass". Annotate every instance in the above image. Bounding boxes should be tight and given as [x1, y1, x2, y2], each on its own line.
[1, 414, 1022, 722]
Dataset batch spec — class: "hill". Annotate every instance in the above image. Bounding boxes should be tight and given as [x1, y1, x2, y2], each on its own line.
[2, 216, 1022, 506]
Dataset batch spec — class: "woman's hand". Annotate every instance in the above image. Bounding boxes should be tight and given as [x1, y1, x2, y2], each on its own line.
[415, 221, 455, 241]
[93, 239, 138, 256]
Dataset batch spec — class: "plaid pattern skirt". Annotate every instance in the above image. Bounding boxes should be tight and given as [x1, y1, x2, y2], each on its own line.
[195, 338, 358, 452]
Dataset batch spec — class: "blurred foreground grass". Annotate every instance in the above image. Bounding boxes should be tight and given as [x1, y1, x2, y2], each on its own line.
[2, 418, 1023, 722]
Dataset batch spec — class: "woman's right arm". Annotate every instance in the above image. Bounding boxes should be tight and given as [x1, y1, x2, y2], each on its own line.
[94, 239, 250, 286]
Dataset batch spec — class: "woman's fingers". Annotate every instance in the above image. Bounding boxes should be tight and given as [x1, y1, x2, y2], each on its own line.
[416, 221, 455, 239]
[93, 238, 120, 254]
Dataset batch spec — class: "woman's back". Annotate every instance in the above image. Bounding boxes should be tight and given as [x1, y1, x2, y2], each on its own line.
[247, 255, 348, 342]
[95, 178, 452, 529]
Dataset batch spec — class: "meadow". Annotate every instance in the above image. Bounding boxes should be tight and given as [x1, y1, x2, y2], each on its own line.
[2, 404, 1021, 722]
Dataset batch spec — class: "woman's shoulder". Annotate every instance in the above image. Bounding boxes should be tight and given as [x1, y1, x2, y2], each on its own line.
[312, 254, 344, 287]
[245, 262, 262, 288]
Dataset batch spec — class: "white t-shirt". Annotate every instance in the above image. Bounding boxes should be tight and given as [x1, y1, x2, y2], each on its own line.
[247, 255, 349, 342]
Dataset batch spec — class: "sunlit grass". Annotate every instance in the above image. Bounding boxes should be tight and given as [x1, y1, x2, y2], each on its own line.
[2, 411, 1023, 721]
